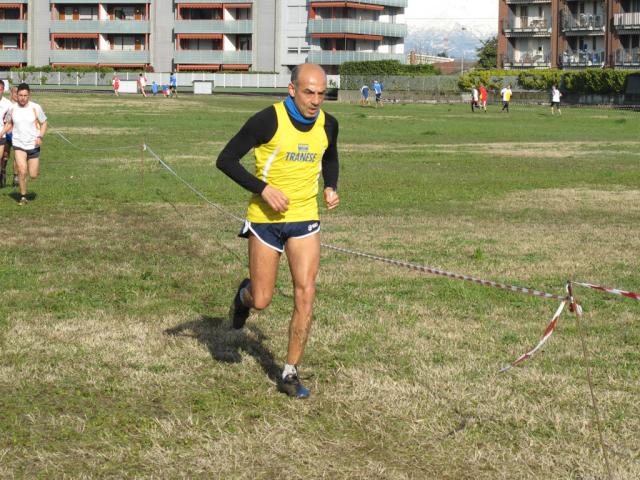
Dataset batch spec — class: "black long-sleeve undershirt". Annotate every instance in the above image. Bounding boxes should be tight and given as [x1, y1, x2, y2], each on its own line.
[216, 104, 339, 194]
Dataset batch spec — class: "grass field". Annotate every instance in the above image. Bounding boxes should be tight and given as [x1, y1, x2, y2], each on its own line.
[1, 93, 639, 479]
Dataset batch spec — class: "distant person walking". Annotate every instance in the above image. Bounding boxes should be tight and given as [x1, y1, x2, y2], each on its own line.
[0, 81, 12, 188]
[360, 84, 370, 106]
[112, 75, 120, 96]
[169, 72, 178, 98]
[500, 84, 512, 113]
[373, 80, 383, 107]
[479, 84, 488, 112]
[551, 85, 562, 115]
[0, 83, 48, 206]
[471, 86, 479, 112]
[6, 86, 18, 187]
[151, 81, 158, 96]
[138, 73, 147, 97]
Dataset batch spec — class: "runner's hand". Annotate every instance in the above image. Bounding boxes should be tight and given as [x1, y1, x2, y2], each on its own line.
[261, 185, 289, 213]
[324, 188, 339, 210]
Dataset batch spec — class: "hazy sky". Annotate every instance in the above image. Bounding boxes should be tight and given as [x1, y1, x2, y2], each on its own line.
[404, 0, 498, 30]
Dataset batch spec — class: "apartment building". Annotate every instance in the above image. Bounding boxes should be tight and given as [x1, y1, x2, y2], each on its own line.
[498, 0, 640, 69]
[0, 0, 406, 73]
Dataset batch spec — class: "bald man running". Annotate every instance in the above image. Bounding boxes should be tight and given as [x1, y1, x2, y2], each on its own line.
[217, 63, 340, 398]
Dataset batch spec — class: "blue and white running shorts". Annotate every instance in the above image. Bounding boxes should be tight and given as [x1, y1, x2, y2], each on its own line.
[239, 220, 320, 252]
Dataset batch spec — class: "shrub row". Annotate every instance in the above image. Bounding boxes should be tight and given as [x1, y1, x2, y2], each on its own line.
[339, 60, 438, 76]
[459, 68, 638, 94]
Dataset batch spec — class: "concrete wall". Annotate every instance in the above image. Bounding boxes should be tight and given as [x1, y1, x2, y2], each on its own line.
[29, 0, 51, 67]
[254, 0, 278, 72]
[151, 0, 174, 72]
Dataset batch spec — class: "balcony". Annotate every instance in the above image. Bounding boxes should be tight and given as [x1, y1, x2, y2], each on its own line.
[50, 20, 150, 34]
[0, 19, 27, 34]
[503, 17, 551, 36]
[308, 19, 406, 38]
[174, 20, 252, 35]
[173, 50, 252, 64]
[175, 0, 252, 3]
[501, 52, 551, 69]
[49, 49, 150, 65]
[51, 0, 146, 3]
[614, 13, 640, 33]
[562, 13, 604, 35]
[307, 50, 405, 65]
[0, 49, 27, 64]
[615, 47, 640, 67]
[559, 50, 605, 67]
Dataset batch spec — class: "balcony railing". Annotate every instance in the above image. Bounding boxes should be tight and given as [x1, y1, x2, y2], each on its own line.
[615, 47, 640, 66]
[307, 50, 405, 65]
[174, 20, 252, 35]
[501, 52, 551, 68]
[506, 0, 550, 4]
[562, 13, 605, 33]
[559, 50, 605, 67]
[0, 20, 27, 34]
[49, 49, 150, 64]
[503, 17, 551, 35]
[173, 50, 252, 64]
[309, 0, 408, 7]
[0, 49, 27, 63]
[308, 19, 406, 38]
[50, 20, 150, 34]
[614, 12, 640, 30]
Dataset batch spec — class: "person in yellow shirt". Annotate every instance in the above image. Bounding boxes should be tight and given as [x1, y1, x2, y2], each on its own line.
[217, 63, 340, 398]
[500, 84, 512, 113]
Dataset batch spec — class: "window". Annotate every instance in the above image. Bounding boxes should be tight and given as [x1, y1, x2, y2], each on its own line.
[237, 35, 251, 51]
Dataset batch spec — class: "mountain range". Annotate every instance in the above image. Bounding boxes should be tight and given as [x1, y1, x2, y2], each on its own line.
[405, 22, 497, 59]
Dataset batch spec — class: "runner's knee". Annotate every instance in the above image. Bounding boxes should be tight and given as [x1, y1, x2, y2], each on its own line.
[294, 284, 316, 308]
[252, 291, 273, 311]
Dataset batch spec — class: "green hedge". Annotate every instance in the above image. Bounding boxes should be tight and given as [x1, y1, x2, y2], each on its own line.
[339, 60, 438, 76]
[459, 68, 637, 94]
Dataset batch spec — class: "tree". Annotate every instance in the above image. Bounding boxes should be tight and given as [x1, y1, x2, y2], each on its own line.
[476, 36, 497, 69]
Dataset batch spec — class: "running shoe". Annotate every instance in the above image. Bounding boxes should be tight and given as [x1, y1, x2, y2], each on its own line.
[18, 196, 28, 206]
[231, 278, 251, 329]
[279, 373, 310, 399]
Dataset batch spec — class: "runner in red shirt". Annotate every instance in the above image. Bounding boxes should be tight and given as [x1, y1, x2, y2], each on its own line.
[112, 75, 120, 96]
[479, 84, 488, 113]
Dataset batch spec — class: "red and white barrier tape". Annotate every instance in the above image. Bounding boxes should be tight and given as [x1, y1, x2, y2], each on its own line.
[572, 281, 640, 301]
[321, 243, 567, 301]
[500, 300, 567, 372]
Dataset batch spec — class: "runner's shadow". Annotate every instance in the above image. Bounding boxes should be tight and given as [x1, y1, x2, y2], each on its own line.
[164, 316, 281, 382]
[8, 191, 37, 202]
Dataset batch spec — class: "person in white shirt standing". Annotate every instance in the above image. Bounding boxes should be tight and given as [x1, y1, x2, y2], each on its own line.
[0, 83, 48, 205]
[0, 80, 13, 189]
[551, 85, 562, 116]
[471, 86, 479, 113]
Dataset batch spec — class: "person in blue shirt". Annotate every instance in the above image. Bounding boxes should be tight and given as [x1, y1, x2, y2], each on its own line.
[360, 84, 370, 106]
[151, 81, 158, 96]
[169, 72, 177, 98]
[373, 80, 383, 108]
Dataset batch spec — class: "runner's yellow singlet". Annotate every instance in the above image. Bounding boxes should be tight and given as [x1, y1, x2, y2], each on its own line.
[246, 101, 328, 223]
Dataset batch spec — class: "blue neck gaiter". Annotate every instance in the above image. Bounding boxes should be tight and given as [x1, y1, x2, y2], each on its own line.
[284, 95, 318, 125]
